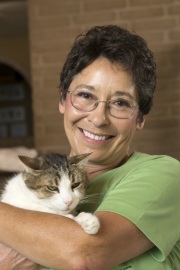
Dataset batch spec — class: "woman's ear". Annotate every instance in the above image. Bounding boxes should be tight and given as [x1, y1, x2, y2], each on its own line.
[59, 92, 66, 114]
[136, 115, 146, 131]
[59, 101, 65, 114]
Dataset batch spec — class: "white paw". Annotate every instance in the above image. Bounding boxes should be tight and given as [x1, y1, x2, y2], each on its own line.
[75, 212, 100, 234]
[65, 214, 74, 219]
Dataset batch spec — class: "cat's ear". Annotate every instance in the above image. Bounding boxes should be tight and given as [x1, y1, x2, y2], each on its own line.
[68, 153, 92, 169]
[18, 155, 45, 172]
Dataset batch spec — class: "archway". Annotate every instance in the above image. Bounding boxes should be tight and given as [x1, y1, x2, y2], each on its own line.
[0, 62, 34, 148]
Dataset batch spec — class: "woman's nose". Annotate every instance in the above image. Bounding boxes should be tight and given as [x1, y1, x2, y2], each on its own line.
[87, 102, 110, 127]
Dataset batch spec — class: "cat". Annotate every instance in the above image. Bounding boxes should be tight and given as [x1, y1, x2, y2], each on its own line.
[0, 152, 100, 235]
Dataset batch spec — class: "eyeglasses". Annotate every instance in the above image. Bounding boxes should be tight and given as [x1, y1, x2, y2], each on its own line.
[68, 89, 139, 119]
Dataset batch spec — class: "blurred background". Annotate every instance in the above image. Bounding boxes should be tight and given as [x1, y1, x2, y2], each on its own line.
[0, 0, 179, 161]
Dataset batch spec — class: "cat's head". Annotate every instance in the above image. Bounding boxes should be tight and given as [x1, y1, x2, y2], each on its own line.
[18, 153, 91, 214]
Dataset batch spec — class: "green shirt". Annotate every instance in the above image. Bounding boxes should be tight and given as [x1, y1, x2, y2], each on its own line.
[78, 152, 180, 270]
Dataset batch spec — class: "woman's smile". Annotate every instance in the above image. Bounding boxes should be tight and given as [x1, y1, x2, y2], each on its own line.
[79, 128, 114, 142]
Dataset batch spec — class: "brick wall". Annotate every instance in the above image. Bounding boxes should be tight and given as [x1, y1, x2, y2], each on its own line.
[0, 35, 30, 82]
[28, 0, 180, 160]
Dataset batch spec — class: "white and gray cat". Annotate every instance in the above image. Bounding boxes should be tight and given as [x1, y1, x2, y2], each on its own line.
[0, 152, 100, 235]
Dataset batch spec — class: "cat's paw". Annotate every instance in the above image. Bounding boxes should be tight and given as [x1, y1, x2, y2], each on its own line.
[75, 212, 100, 234]
[65, 214, 74, 219]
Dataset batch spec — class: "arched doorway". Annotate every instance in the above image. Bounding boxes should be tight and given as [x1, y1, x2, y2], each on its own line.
[0, 63, 34, 148]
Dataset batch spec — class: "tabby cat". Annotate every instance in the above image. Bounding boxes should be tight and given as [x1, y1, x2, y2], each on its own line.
[0, 153, 100, 235]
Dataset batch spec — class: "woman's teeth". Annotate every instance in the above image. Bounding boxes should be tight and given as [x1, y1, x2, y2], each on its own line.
[83, 129, 109, 141]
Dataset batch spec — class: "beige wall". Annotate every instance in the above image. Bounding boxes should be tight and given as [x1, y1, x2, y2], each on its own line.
[28, 0, 180, 159]
[0, 35, 30, 82]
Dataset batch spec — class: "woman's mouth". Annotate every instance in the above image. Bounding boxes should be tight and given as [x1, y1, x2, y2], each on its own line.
[80, 129, 113, 141]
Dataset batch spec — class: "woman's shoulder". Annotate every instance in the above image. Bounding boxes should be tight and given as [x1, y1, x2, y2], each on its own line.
[127, 151, 180, 169]
[113, 152, 180, 189]
[130, 151, 179, 162]
[91, 152, 179, 187]
[110, 151, 180, 184]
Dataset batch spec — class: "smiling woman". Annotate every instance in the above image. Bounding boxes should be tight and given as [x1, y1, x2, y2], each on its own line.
[59, 57, 143, 173]
[0, 25, 179, 270]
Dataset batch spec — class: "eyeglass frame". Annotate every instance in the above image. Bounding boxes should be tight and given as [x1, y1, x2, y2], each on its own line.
[67, 90, 139, 119]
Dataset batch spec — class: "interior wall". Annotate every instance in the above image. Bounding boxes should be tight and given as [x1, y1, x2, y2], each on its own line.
[28, 0, 180, 159]
[0, 35, 30, 82]
[0, 32, 34, 148]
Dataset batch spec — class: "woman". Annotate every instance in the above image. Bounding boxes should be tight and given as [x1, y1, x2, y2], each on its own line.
[0, 25, 179, 270]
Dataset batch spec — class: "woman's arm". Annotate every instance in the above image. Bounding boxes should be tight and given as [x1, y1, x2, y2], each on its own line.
[0, 243, 40, 270]
[0, 202, 153, 270]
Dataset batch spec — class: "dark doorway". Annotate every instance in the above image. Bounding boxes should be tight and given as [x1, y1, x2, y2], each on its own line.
[0, 63, 34, 148]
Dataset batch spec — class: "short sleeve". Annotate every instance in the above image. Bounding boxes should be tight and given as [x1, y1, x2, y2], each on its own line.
[95, 155, 180, 261]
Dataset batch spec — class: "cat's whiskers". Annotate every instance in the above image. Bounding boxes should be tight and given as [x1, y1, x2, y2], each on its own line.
[84, 163, 114, 178]
[79, 193, 103, 204]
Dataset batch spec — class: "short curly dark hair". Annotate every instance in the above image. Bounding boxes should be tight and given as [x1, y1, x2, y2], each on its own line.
[60, 25, 156, 116]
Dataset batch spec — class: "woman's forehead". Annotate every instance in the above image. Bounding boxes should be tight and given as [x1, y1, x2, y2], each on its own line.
[69, 59, 137, 100]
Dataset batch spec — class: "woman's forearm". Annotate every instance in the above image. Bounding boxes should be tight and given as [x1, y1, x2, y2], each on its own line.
[0, 203, 153, 270]
[0, 202, 87, 269]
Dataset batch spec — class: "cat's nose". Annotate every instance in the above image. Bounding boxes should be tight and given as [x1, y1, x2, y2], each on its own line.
[64, 199, 73, 207]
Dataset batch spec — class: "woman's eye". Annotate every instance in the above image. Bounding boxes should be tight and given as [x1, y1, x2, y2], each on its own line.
[72, 182, 80, 189]
[77, 91, 94, 100]
[113, 99, 131, 108]
[47, 186, 59, 192]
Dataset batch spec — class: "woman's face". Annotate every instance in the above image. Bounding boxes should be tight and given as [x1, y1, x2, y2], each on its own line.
[59, 58, 145, 167]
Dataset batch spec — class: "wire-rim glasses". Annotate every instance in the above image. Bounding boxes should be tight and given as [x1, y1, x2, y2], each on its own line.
[67, 90, 139, 119]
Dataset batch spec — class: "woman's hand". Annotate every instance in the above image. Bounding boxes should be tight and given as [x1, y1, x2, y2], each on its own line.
[0, 243, 41, 270]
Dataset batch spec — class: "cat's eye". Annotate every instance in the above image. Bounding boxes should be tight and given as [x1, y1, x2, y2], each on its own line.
[46, 185, 59, 192]
[72, 182, 81, 189]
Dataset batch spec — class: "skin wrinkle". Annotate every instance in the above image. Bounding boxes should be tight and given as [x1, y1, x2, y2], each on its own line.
[70, 84, 135, 101]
